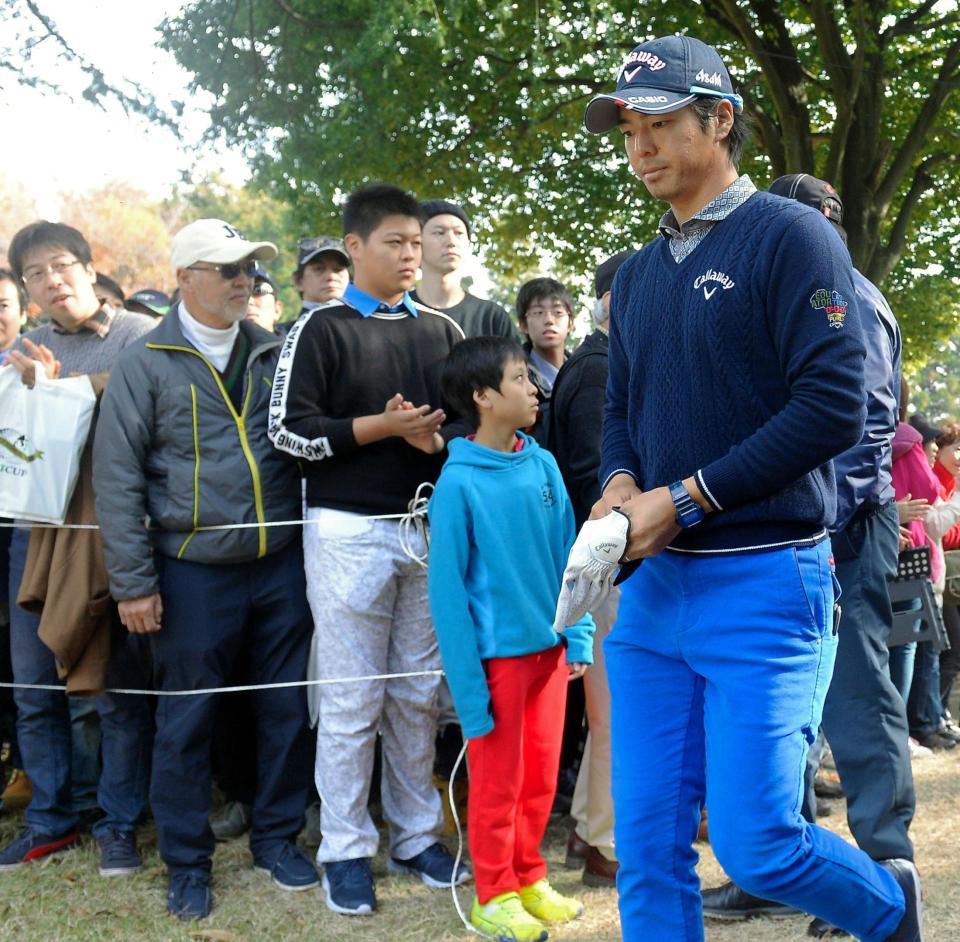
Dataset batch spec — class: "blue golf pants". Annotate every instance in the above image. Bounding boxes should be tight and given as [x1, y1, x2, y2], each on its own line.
[606, 541, 906, 941]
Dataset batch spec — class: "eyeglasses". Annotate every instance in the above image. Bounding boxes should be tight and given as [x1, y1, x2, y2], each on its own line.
[525, 307, 571, 322]
[21, 259, 84, 286]
[252, 282, 275, 297]
[188, 259, 258, 280]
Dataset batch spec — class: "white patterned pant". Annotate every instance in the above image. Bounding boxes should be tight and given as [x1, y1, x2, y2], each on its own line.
[303, 508, 444, 863]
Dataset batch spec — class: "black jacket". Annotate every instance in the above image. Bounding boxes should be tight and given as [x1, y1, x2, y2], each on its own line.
[546, 329, 608, 529]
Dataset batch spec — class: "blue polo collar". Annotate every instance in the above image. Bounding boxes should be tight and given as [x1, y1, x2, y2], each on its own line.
[343, 282, 418, 319]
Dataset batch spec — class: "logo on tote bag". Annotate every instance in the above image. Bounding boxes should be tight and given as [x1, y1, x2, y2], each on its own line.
[0, 429, 44, 477]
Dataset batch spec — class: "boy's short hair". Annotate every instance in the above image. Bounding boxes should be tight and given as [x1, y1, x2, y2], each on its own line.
[516, 277, 574, 322]
[442, 336, 527, 430]
[0, 268, 28, 311]
[8, 221, 93, 282]
[342, 184, 421, 241]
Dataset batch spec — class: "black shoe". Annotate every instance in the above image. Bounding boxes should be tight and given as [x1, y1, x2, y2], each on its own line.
[166, 871, 212, 921]
[880, 859, 922, 941]
[914, 731, 955, 751]
[701, 881, 800, 920]
[808, 916, 850, 937]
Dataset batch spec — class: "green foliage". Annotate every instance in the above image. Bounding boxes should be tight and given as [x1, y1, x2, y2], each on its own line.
[160, 0, 959, 345]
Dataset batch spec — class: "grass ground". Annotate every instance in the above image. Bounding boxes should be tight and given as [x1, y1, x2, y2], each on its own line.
[0, 748, 957, 941]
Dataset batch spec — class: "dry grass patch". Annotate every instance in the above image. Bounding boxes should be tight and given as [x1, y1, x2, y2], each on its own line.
[1, 749, 957, 941]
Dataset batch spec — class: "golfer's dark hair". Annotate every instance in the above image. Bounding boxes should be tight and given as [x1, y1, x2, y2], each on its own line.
[343, 184, 421, 241]
[441, 336, 528, 429]
[516, 277, 574, 322]
[0, 268, 27, 311]
[691, 96, 751, 167]
[7, 221, 93, 282]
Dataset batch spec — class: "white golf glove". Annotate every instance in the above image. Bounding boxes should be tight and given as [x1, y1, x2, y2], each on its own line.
[554, 509, 630, 632]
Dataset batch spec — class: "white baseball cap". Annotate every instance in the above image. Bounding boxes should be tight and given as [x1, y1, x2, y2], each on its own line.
[171, 218, 278, 274]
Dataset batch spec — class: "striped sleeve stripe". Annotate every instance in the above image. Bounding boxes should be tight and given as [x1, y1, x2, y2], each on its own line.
[695, 469, 722, 511]
[267, 309, 334, 460]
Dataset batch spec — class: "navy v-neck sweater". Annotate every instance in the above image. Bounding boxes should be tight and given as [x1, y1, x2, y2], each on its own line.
[601, 191, 867, 553]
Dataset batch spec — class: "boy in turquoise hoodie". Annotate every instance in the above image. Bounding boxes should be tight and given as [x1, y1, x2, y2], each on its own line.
[428, 336, 595, 942]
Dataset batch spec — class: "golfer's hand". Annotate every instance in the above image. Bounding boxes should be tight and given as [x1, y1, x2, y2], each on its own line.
[553, 510, 630, 632]
[589, 472, 641, 520]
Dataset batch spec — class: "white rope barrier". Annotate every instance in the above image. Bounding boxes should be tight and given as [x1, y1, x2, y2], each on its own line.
[0, 669, 445, 696]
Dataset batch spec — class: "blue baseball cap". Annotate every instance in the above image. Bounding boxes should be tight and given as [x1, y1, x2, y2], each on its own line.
[584, 35, 743, 134]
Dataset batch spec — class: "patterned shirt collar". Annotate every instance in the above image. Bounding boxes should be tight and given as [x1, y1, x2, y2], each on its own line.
[50, 303, 115, 337]
[658, 175, 757, 262]
[342, 282, 418, 319]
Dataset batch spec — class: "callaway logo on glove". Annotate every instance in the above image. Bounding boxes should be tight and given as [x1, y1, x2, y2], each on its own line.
[553, 509, 631, 632]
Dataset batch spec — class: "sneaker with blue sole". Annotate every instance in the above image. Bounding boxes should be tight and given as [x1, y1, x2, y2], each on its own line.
[388, 841, 472, 889]
[322, 857, 377, 916]
[253, 841, 319, 891]
[0, 827, 79, 871]
[166, 871, 212, 920]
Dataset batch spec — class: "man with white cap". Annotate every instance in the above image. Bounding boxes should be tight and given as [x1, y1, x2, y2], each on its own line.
[559, 32, 922, 942]
[93, 219, 316, 920]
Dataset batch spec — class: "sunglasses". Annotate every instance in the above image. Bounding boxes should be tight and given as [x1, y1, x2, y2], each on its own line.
[188, 259, 258, 280]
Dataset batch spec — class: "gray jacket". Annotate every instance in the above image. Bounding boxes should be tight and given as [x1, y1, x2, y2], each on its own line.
[93, 311, 301, 601]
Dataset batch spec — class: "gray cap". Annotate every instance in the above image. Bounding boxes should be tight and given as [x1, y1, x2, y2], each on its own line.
[296, 236, 350, 271]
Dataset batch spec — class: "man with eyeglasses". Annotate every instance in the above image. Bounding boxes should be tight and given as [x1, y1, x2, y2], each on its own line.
[515, 277, 573, 444]
[93, 219, 317, 920]
[1, 221, 154, 879]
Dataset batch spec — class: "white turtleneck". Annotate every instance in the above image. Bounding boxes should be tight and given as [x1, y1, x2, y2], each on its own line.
[178, 302, 238, 372]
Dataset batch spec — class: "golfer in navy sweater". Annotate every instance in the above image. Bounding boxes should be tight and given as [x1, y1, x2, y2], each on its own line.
[572, 34, 921, 942]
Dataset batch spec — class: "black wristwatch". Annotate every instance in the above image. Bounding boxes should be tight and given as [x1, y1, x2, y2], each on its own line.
[669, 480, 705, 529]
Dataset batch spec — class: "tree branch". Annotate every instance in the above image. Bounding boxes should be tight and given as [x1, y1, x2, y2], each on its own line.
[882, 0, 939, 39]
[870, 152, 955, 283]
[876, 36, 960, 212]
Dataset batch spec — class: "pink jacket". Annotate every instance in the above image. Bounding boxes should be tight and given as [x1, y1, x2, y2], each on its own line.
[892, 422, 944, 583]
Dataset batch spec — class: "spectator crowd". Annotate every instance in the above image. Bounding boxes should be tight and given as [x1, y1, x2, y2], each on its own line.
[0, 31, 948, 942]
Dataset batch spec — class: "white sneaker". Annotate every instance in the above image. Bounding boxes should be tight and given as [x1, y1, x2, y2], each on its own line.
[908, 737, 932, 759]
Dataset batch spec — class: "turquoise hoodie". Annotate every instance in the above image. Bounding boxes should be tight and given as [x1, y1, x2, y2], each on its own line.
[428, 432, 594, 739]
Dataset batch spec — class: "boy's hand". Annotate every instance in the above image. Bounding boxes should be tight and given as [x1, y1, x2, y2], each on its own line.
[567, 663, 588, 680]
[404, 429, 445, 455]
[382, 393, 443, 433]
[553, 510, 630, 631]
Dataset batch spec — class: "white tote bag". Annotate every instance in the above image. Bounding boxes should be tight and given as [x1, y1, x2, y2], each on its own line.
[0, 367, 97, 524]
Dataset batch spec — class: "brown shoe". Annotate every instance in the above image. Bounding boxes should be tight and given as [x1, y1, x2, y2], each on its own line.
[582, 846, 619, 888]
[1, 769, 32, 811]
[564, 830, 591, 869]
[696, 807, 709, 843]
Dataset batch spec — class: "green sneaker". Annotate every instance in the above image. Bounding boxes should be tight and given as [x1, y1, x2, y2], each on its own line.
[471, 891, 549, 941]
[518, 879, 583, 923]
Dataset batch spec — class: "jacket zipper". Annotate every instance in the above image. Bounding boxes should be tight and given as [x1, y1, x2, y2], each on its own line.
[146, 343, 268, 558]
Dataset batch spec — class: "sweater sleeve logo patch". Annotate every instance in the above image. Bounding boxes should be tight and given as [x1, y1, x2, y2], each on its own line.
[693, 269, 735, 300]
[810, 289, 848, 329]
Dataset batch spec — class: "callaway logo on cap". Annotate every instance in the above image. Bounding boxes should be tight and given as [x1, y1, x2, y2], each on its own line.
[584, 34, 743, 134]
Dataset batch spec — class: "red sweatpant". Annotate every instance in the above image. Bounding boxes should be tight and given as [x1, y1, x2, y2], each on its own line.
[467, 644, 569, 903]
